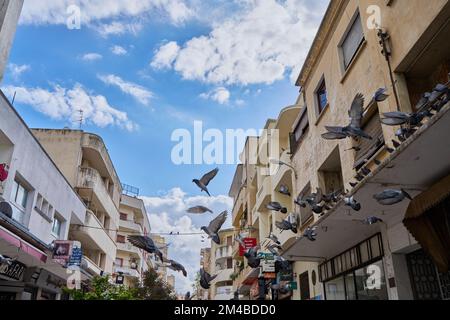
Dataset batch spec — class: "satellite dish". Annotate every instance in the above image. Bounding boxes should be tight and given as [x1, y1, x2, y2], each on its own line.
[0, 202, 13, 219]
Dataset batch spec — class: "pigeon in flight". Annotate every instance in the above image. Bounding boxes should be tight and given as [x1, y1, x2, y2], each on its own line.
[373, 189, 412, 205]
[322, 94, 373, 140]
[201, 211, 228, 244]
[303, 226, 318, 242]
[187, 206, 213, 214]
[193, 168, 219, 196]
[0, 254, 14, 266]
[164, 259, 187, 277]
[200, 268, 217, 290]
[275, 219, 297, 234]
[128, 235, 164, 262]
[344, 196, 361, 211]
[266, 202, 288, 214]
[245, 245, 261, 269]
[381, 110, 431, 127]
[372, 88, 389, 103]
[278, 185, 291, 197]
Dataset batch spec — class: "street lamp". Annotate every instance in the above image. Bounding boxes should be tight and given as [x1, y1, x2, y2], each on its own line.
[269, 158, 298, 179]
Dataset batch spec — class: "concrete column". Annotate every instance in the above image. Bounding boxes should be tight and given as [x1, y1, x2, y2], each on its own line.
[0, 0, 24, 82]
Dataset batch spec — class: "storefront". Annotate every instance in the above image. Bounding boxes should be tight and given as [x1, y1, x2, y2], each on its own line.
[319, 233, 389, 300]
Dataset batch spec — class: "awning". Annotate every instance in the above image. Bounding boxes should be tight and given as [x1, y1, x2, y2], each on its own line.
[403, 174, 450, 273]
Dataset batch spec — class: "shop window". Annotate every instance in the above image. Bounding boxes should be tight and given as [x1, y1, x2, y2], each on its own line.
[354, 260, 388, 300]
[325, 276, 346, 300]
[345, 273, 357, 300]
[339, 12, 365, 70]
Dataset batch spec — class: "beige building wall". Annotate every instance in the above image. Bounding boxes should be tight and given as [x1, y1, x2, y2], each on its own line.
[209, 228, 234, 300]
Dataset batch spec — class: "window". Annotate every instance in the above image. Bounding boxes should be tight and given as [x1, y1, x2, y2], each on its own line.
[316, 79, 328, 114]
[11, 179, 29, 209]
[290, 108, 309, 154]
[119, 213, 127, 221]
[340, 13, 365, 70]
[227, 258, 233, 269]
[226, 236, 232, 247]
[52, 215, 63, 237]
[115, 258, 123, 267]
[34, 194, 54, 218]
[116, 235, 126, 243]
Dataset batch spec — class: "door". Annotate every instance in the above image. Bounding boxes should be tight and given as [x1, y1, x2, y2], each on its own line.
[299, 271, 310, 300]
[406, 249, 442, 300]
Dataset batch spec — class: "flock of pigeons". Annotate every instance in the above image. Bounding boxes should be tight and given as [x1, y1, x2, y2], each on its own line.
[126, 167, 229, 291]
[125, 78, 449, 297]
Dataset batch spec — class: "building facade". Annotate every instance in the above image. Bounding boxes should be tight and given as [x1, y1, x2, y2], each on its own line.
[209, 228, 234, 300]
[197, 248, 211, 300]
[32, 129, 122, 277]
[0, 91, 87, 300]
[228, 0, 450, 300]
[0, 0, 23, 82]
[114, 193, 152, 287]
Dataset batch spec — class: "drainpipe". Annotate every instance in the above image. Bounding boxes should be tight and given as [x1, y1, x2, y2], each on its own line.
[377, 28, 401, 111]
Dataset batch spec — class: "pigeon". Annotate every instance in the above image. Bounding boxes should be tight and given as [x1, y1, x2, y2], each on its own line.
[278, 185, 291, 197]
[165, 259, 188, 277]
[275, 219, 297, 234]
[355, 173, 365, 182]
[415, 92, 431, 110]
[428, 83, 448, 105]
[127, 236, 164, 262]
[363, 216, 383, 225]
[266, 202, 288, 214]
[303, 226, 318, 241]
[361, 167, 371, 176]
[322, 94, 373, 140]
[200, 268, 217, 290]
[381, 111, 430, 127]
[244, 245, 261, 269]
[344, 196, 361, 211]
[373, 189, 412, 205]
[373, 88, 389, 103]
[201, 211, 228, 244]
[267, 233, 281, 245]
[374, 159, 382, 165]
[0, 254, 14, 266]
[294, 195, 308, 208]
[395, 127, 416, 142]
[267, 243, 283, 255]
[187, 206, 213, 214]
[349, 182, 358, 188]
[193, 168, 219, 196]
[392, 139, 401, 148]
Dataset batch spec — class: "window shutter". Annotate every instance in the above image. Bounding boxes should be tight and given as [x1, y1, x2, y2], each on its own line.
[342, 14, 364, 69]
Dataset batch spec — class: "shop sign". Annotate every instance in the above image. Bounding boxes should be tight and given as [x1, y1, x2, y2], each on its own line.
[264, 272, 277, 279]
[262, 259, 275, 273]
[0, 259, 26, 281]
[239, 238, 257, 256]
[68, 244, 82, 269]
[53, 241, 82, 268]
[288, 282, 298, 290]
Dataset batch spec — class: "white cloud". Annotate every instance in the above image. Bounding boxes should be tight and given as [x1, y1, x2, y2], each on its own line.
[2, 84, 137, 131]
[98, 74, 153, 106]
[94, 21, 144, 38]
[20, 0, 194, 35]
[151, 0, 328, 85]
[150, 41, 181, 70]
[8, 64, 31, 79]
[81, 53, 103, 61]
[140, 188, 233, 294]
[200, 87, 231, 105]
[111, 45, 128, 56]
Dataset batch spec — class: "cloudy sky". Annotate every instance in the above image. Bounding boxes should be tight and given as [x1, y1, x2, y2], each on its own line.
[2, 0, 329, 293]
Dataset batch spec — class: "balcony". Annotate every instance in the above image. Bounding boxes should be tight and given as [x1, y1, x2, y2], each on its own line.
[114, 266, 140, 278]
[215, 245, 233, 261]
[117, 241, 143, 258]
[255, 176, 271, 212]
[232, 186, 246, 227]
[70, 210, 116, 259]
[214, 285, 234, 300]
[82, 256, 103, 276]
[77, 167, 119, 220]
[119, 219, 143, 233]
[271, 150, 295, 190]
[213, 268, 234, 284]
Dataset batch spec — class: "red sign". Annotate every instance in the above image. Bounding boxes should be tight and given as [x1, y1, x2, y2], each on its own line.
[239, 238, 257, 256]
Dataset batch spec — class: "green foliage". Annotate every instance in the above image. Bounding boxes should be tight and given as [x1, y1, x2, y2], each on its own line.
[64, 268, 176, 300]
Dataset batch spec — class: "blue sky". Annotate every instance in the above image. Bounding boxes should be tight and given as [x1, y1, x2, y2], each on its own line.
[2, 0, 329, 293]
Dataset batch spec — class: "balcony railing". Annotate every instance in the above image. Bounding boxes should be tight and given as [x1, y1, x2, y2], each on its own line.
[119, 219, 143, 233]
[117, 241, 142, 256]
[114, 265, 140, 278]
[215, 245, 233, 259]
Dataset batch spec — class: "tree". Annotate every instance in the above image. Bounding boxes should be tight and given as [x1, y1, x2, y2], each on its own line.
[65, 275, 137, 300]
[134, 269, 177, 300]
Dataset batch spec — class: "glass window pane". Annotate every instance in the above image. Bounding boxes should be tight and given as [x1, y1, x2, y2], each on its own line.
[360, 242, 369, 263]
[342, 14, 364, 68]
[354, 260, 388, 300]
[345, 273, 357, 300]
[350, 248, 357, 267]
[325, 277, 346, 300]
[16, 184, 28, 208]
[370, 236, 381, 259]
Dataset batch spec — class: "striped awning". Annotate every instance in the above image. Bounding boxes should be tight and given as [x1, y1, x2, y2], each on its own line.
[403, 174, 450, 273]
